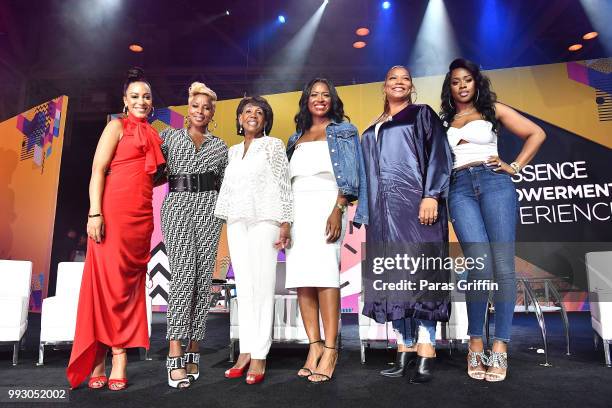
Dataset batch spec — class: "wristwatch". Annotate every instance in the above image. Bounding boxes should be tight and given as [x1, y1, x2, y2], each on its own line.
[335, 203, 347, 213]
[509, 161, 522, 174]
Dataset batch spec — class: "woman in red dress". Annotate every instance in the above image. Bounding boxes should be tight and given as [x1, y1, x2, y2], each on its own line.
[66, 67, 165, 390]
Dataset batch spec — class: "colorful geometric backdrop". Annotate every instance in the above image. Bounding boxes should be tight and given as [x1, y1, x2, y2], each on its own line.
[0, 96, 69, 311]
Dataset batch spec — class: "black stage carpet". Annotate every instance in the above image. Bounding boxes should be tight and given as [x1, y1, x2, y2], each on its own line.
[0, 312, 610, 408]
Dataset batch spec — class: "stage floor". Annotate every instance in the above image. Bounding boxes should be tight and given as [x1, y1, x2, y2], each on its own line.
[0, 312, 610, 408]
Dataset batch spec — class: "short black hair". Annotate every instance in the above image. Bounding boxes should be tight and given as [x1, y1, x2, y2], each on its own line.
[123, 66, 151, 95]
[236, 96, 274, 136]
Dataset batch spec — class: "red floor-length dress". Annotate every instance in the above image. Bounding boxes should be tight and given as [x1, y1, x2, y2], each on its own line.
[66, 114, 165, 389]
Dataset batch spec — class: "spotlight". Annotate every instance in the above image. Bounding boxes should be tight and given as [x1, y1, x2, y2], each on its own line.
[129, 44, 143, 53]
[583, 31, 598, 40]
[382, 1, 391, 9]
[568, 44, 583, 51]
[356, 27, 370, 36]
[353, 41, 366, 49]
[278, 15, 286, 24]
[225, 10, 230, 16]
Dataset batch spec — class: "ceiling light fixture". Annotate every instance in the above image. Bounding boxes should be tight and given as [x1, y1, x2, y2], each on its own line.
[129, 44, 143, 52]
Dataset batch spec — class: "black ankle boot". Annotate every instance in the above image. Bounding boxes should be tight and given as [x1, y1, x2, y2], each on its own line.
[380, 351, 417, 378]
[409, 356, 435, 383]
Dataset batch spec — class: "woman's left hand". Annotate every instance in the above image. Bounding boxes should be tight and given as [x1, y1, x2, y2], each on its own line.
[325, 207, 343, 244]
[418, 197, 439, 225]
[274, 222, 292, 250]
[486, 156, 516, 175]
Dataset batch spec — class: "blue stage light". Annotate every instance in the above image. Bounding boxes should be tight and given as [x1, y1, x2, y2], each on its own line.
[382, 1, 391, 9]
[278, 15, 286, 24]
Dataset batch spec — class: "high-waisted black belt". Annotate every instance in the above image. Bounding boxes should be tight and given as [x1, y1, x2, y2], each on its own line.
[168, 173, 218, 192]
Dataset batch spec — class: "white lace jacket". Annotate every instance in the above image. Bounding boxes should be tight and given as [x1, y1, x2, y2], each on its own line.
[214, 136, 293, 224]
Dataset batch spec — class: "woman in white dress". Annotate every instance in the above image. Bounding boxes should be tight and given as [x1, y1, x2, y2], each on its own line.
[215, 96, 293, 385]
[285, 79, 368, 383]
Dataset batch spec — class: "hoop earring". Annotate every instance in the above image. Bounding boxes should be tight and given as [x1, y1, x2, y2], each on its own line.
[263, 125, 267, 137]
[410, 90, 418, 103]
[123, 105, 128, 115]
[448, 96, 455, 109]
[209, 119, 218, 130]
[149, 106, 155, 117]
[475, 89, 480, 104]
[184, 116, 190, 129]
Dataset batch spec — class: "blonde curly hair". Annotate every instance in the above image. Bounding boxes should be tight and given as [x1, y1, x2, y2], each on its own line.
[188, 82, 217, 108]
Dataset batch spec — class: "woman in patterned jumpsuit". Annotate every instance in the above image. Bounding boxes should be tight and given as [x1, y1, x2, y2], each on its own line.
[160, 82, 228, 388]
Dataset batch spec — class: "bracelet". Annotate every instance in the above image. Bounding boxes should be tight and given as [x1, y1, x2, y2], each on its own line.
[509, 161, 522, 174]
[88, 213, 102, 218]
[335, 203, 347, 214]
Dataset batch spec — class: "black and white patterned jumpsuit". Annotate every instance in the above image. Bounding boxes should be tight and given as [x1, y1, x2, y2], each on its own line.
[160, 128, 228, 340]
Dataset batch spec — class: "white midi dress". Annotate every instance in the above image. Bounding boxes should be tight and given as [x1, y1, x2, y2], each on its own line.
[285, 141, 347, 289]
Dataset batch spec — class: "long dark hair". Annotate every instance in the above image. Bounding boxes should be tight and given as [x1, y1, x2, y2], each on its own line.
[440, 58, 498, 131]
[235, 96, 274, 136]
[294, 78, 349, 133]
[123, 67, 151, 95]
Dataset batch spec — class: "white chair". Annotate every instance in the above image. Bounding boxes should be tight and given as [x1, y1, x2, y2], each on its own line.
[358, 295, 469, 363]
[0, 260, 32, 365]
[229, 262, 341, 361]
[586, 251, 612, 367]
[38, 262, 84, 365]
[38, 262, 153, 364]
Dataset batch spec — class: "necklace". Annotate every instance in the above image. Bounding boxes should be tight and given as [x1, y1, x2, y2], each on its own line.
[454, 108, 476, 118]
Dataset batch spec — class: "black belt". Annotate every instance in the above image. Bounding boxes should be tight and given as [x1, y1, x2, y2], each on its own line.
[168, 173, 218, 192]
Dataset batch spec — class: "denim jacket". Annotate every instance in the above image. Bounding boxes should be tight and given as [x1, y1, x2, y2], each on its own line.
[287, 121, 368, 226]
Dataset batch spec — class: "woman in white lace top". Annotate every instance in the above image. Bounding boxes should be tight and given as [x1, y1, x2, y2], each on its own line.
[214, 96, 293, 385]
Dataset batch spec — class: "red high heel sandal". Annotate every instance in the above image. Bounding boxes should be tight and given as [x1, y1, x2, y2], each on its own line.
[87, 376, 108, 389]
[224, 362, 250, 379]
[108, 350, 128, 391]
[245, 371, 265, 385]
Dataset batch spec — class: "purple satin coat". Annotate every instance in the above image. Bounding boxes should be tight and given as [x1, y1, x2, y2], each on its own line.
[361, 104, 453, 323]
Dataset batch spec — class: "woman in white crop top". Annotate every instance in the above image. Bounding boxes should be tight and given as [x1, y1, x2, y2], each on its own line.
[440, 58, 545, 382]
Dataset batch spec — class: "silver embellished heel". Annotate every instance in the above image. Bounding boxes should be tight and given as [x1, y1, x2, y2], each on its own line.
[485, 351, 507, 382]
[185, 352, 200, 382]
[467, 348, 488, 380]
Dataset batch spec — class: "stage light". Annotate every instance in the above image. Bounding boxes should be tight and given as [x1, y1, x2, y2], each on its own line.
[583, 31, 598, 40]
[353, 41, 366, 49]
[579, 0, 611, 54]
[356, 27, 370, 36]
[278, 15, 286, 24]
[409, 0, 459, 76]
[568, 44, 583, 51]
[260, 0, 329, 93]
[226, 10, 230, 16]
[382, 1, 391, 9]
[129, 44, 143, 53]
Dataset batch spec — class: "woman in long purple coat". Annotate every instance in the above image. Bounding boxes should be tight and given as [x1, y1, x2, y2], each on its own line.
[355, 66, 452, 383]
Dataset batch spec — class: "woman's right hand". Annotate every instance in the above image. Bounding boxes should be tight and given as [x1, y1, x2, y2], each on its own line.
[87, 216, 105, 244]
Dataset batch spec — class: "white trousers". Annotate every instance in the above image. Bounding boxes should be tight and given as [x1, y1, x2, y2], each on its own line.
[227, 220, 279, 359]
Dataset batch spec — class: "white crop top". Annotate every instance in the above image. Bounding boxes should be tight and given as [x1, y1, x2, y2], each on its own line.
[447, 120, 498, 169]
